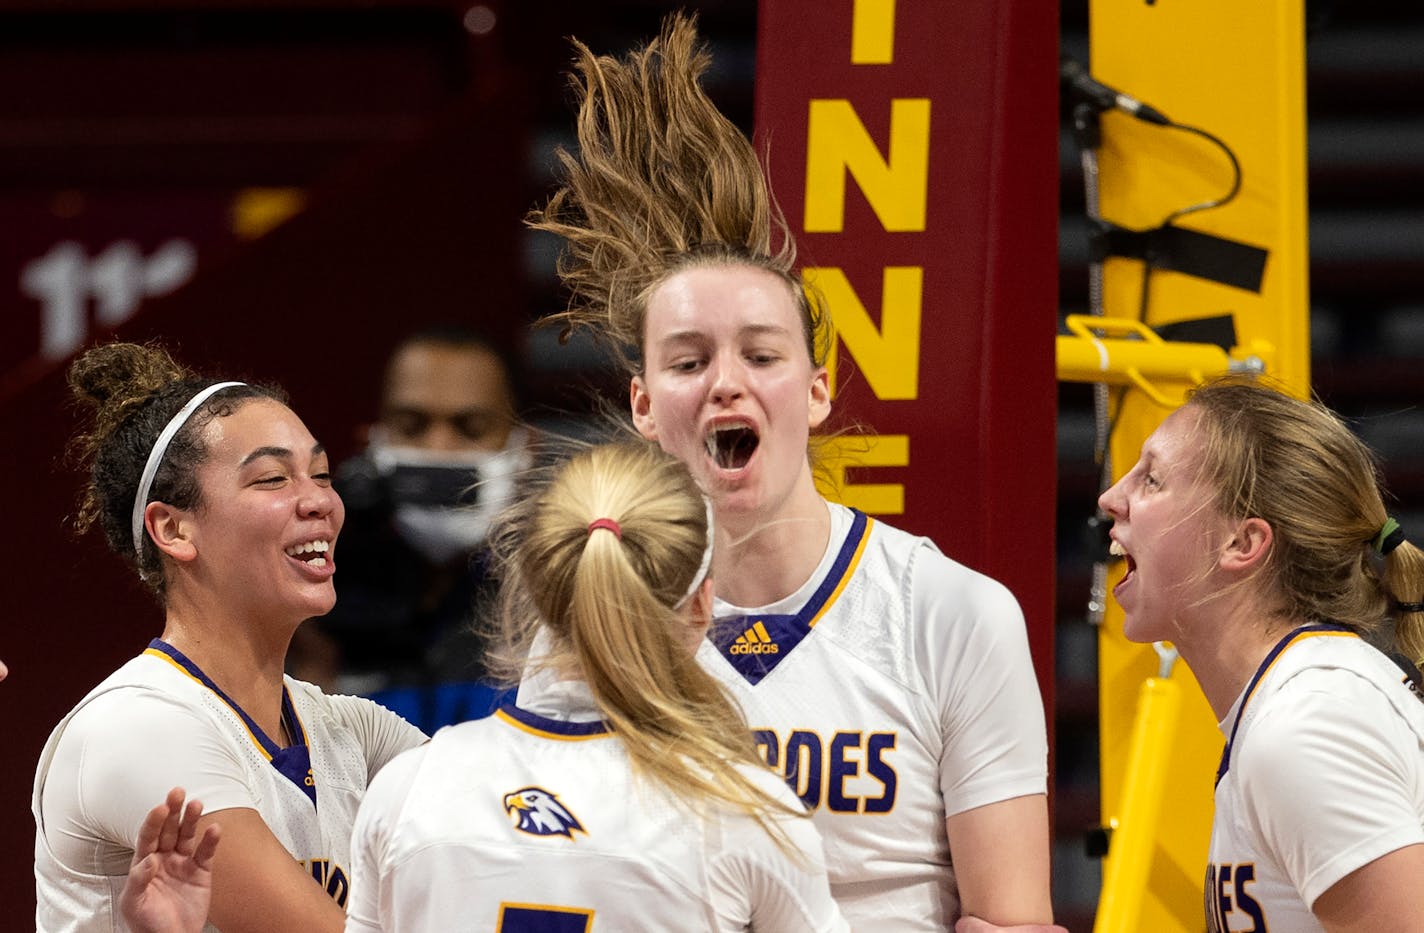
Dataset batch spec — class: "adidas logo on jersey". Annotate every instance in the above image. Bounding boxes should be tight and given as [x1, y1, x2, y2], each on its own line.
[730, 621, 779, 655]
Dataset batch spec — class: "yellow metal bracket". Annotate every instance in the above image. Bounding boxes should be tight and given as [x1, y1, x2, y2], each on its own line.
[1057, 315, 1276, 406]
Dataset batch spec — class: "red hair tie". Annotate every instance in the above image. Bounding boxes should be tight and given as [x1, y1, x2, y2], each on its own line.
[587, 517, 622, 540]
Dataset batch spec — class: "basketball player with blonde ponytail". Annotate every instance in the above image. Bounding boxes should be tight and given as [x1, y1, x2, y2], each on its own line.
[1100, 375, 1424, 931]
[346, 440, 848, 932]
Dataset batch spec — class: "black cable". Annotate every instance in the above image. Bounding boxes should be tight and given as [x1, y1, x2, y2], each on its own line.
[1137, 118, 1244, 321]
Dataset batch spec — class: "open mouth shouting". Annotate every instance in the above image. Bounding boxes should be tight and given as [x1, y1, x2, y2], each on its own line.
[1109, 538, 1136, 594]
[704, 421, 760, 473]
[700, 424, 757, 475]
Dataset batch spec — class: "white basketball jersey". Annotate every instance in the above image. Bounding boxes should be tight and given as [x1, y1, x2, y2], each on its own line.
[1208, 625, 1424, 932]
[697, 503, 1048, 929]
[346, 678, 848, 933]
[34, 640, 397, 932]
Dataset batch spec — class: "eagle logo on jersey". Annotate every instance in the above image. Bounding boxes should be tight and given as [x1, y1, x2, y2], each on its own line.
[502, 787, 586, 839]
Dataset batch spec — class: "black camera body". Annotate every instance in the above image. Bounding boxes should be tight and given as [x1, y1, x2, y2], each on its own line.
[337, 450, 481, 515]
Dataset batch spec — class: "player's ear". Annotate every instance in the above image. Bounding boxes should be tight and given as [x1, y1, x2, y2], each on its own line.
[808, 367, 831, 430]
[631, 375, 658, 440]
[1220, 516, 1272, 573]
[684, 577, 714, 645]
[145, 502, 198, 564]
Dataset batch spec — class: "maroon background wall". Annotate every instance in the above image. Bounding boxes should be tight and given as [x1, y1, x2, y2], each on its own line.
[753, 1, 1060, 705]
[0, 1, 529, 914]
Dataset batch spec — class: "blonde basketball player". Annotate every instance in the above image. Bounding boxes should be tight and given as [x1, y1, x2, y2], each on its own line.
[35, 343, 426, 932]
[346, 440, 848, 931]
[1100, 377, 1424, 932]
[528, 15, 1057, 931]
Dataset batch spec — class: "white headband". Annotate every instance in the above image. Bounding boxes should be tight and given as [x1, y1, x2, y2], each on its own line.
[130, 381, 246, 557]
[674, 496, 716, 609]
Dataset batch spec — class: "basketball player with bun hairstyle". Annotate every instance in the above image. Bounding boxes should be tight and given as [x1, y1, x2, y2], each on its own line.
[528, 15, 1058, 931]
[34, 342, 426, 932]
[347, 440, 848, 931]
[1100, 376, 1424, 932]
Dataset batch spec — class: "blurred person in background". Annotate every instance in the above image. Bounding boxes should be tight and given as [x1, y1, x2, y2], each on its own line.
[289, 326, 532, 733]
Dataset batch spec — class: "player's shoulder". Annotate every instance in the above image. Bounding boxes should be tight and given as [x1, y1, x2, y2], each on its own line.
[710, 762, 825, 866]
[1273, 628, 1379, 668]
[858, 508, 1016, 601]
[732, 759, 809, 808]
[716, 761, 815, 831]
[284, 675, 374, 722]
[429, 713, 505, 747]
[1244, 647, 1421, 767]
[67, 650, 214, 719]
[282, 675, 336, 727]
[854, 506, 921, 552]
[366, 740, 432, 796]
[356, 742, 432, 847]
[1267, 634, 1422, 709]
[905, 542, 1021, 625]
[52, 677, 219, 767]
[412, 715, 511, 774]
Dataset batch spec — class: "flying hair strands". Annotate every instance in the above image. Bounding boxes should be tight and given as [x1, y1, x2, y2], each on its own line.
[527, 13, 797, 366]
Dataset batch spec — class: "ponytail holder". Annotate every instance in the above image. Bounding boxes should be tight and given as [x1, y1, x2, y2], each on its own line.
[1396, 601, 1424, 614]
[1373, 517, 1406, 556]
[587, 517, 622, 540]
